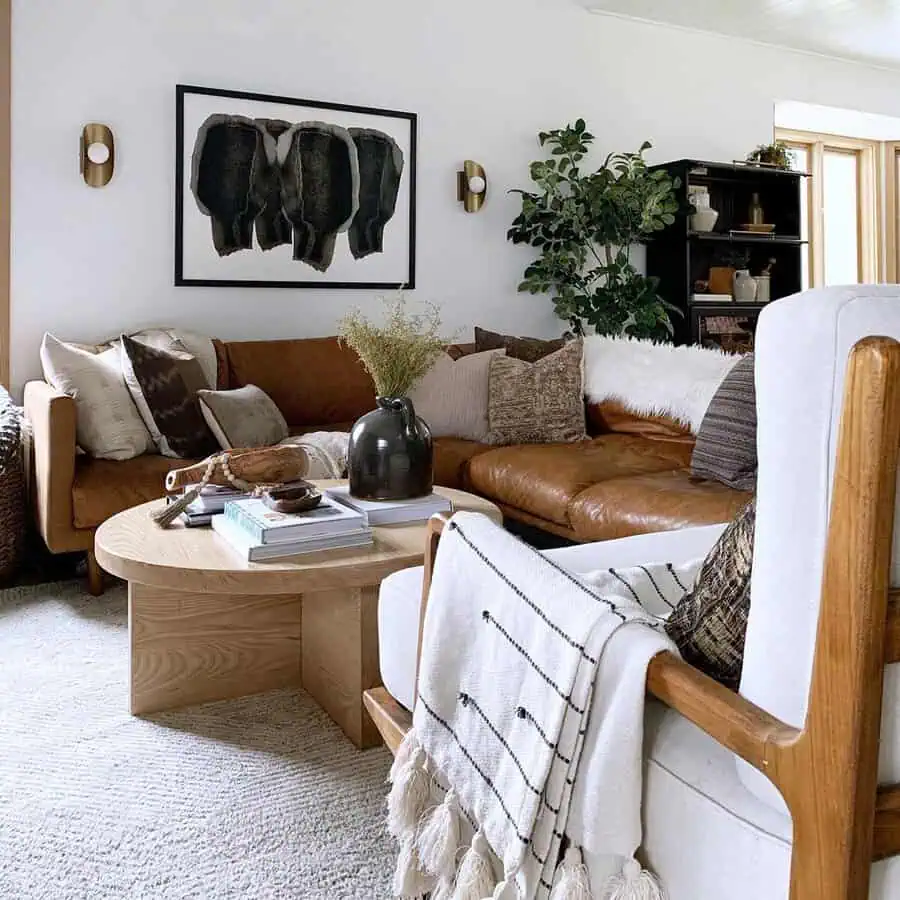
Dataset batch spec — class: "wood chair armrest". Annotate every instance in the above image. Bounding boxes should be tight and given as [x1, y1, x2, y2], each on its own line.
[647, 651, 800, 775]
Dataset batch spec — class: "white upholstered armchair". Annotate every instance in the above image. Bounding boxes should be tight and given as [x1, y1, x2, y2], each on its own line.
[365, 286, 900, 900]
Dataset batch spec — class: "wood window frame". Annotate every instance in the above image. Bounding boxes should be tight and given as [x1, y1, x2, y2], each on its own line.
[0, 0, 9, 388]
[777, 128, 882, 287]
[885, 142, 900, 284]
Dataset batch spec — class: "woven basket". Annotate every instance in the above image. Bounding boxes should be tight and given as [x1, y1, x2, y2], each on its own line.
[0, 389, 24, 580]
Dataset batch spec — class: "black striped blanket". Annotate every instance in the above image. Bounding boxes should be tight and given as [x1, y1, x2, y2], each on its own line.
[387, 512, 700, 900]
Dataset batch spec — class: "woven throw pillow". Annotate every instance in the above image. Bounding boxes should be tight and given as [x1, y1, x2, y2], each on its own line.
[691, 353, 757, 490]
[665, 498, 756, 689]
[120, 334, 218, 459]
[487, 340, 586, 445]
[408, 349, 505, 442]
[40, 334, 153, 460]
[475, 326, 566, 363]
[198, 385, 289, 450]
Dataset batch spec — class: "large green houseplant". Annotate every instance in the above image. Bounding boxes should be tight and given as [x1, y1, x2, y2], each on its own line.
[508, 121, 680, 339]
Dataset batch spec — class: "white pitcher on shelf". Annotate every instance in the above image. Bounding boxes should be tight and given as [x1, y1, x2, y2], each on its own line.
[733, 269, 758, 302]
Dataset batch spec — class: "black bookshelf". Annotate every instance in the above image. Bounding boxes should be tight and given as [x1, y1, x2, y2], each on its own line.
[647, 159, 809, 351]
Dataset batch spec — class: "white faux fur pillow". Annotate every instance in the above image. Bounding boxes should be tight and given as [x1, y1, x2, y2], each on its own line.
[583, 336, 739, 434]
[408, 349, 506, 442]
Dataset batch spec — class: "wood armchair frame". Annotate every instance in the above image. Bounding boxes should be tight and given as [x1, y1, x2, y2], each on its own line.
[364, 337, 900, 900]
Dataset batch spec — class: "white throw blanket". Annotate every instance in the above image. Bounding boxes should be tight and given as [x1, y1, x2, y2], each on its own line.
[387, 512, 700, 900]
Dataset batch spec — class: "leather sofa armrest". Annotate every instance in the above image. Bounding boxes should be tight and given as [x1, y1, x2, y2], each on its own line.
[23, 380, 79, 552]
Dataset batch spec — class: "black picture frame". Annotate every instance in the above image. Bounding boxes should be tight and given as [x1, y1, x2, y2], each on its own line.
[175, 84, 417, 289]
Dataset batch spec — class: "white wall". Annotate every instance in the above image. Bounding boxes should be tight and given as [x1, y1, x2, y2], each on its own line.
[12, 0, 900, 393]
[775, 100, 900, 140]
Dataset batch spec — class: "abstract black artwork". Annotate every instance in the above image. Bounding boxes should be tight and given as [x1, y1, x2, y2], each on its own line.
[175, 85, 416, 289]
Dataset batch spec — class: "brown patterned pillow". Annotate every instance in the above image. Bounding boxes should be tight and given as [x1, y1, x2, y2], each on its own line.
[120, 334, 218, 459]
[475, 326, 566, 363]
[487, 340, 586, 445]
[665, 498, 756, 689]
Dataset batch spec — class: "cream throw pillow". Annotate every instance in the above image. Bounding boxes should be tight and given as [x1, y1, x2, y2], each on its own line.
[408, 349, 505, 443]
[198, 385, 289, 450]
[40, 333, 153, 460]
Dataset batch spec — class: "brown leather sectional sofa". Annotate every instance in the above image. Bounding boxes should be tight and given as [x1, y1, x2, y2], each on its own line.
[24, 335, 750, 586]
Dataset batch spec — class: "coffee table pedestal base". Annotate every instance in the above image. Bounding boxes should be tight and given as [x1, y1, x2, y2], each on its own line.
[128, 582, 382, 749]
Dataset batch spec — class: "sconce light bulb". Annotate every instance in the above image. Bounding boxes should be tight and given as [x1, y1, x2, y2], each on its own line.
[87, 142, 111, 165]
[468, 175, 486, 195]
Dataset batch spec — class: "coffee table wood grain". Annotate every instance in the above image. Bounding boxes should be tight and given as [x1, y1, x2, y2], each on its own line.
[94, 481, 500, 748]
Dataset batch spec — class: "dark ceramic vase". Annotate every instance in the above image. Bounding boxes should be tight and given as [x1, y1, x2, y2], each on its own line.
[348, 397, 433, 500]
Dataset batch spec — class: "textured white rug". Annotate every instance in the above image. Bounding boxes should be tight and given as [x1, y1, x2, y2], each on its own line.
[0, 581, 394, 899]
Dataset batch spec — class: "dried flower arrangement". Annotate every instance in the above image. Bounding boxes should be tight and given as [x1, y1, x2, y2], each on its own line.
[339, 293, 446, 398]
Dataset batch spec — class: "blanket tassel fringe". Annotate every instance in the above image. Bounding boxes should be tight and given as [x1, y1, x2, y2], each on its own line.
[387, 746, 431, 839]
[600, 858, 663, 900]
[393, 837, 434, 899]
[550, 847, 593, 900]
[417, 789, 461, 879]
[450, 830, 496, 900]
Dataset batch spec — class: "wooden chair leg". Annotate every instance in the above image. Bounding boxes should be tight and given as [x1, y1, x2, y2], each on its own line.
[86, 549, 104, 596]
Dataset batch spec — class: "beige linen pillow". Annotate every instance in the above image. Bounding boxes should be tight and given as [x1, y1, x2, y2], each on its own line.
[408, 349, 505, 443]
[487, 340, 586, 445]
[40, 333, 153, 460]
[198, 385, 289, 450]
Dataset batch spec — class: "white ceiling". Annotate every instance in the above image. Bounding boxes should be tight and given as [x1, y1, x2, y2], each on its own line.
[578, 0, 900, 70]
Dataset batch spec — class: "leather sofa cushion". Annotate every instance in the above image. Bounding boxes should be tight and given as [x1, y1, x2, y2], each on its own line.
[433, 437, 492, 490]
[467, 435, 692, 527]
[222, 337, 376, 427]
[587, 399, 694, 442]
[72, 439, 488, 528]
[73, 455, 196, 529]
[568, 469, 753, 542]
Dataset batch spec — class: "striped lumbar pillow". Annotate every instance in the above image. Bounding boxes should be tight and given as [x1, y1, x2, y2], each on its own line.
[690, 352, 756, 490]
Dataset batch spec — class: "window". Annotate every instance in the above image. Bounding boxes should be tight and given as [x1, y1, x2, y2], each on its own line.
[777, 129, 881, 288]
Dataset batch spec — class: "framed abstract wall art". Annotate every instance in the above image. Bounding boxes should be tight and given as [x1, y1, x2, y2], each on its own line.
[175, 84, 417, 289]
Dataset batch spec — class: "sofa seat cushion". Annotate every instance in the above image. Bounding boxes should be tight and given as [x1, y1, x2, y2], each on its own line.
[568, 469, 752, 542]
[433, 437, 492, 490]
[466, 435, 692, 527]
[72, 455, 195, 529]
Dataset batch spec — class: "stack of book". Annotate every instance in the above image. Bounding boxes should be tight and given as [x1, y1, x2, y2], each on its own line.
[211, 494, 372, 562]
[168, 485, 248, 527]
[325, 485, 452, 525]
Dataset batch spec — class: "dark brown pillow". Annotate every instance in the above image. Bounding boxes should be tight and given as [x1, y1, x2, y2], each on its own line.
[691, 353, 756, 490]
[120, 334, 218, 459]
[474, 326, 566, 363]
[665, 498, 755, 689]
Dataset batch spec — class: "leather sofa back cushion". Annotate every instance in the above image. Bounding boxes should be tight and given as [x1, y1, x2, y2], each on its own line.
[222, 337, 376, 427]
[587, 400, 694, 442]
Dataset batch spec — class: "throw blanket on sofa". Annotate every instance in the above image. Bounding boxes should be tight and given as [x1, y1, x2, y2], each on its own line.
[387, 512, 701, 900]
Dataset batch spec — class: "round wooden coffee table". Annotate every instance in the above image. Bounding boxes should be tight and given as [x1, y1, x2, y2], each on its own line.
[95, 481, 500, 748]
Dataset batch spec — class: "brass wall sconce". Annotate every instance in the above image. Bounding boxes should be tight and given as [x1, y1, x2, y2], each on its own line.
[457, 160, 487, 213]
[80, 123, 115, 187]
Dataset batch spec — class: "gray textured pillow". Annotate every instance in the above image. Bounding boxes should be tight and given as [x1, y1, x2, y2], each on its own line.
[691, 353, 756, 490]
[665, 498, 756, 690]
[198, 385, 289, 450]
[408, 349, 505, 442]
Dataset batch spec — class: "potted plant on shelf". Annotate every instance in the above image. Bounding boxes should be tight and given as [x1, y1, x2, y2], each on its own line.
[746, 140, 792, 169]
[339, 294, 445, 501]
[508, 121, 680, 339]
